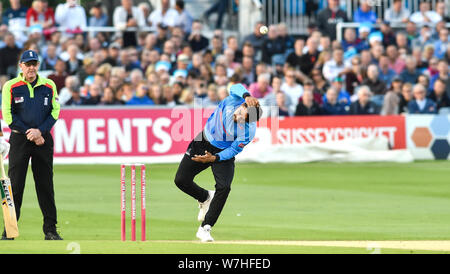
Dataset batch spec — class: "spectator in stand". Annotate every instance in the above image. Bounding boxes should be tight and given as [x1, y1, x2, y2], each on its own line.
[379, 22, 396, 48]
[424, 57, 439, 79]
[412, 24, 434, 50]
[161, 84, 176, 106]
[322, 87, 349, 115]
[297, 78, 323, 106]
[77, 57, 97, 83]
[353, 0, 378, 24]
[119, 47, 141, 72]
[316, 0, 348, 41]
[127, 81, 154, 105]
[345, 56, 364, 95]
[101, 86, 123, 105]
[102, 43, 121, 67]
[276, 92, 291, 117]
[433, 28, 449, 59]
[241, 56, 255, 86]
[285, 39, 304, 72]
[411, 47, 428, 72]
[118, 82, 133, 102]
[226, 35, 242, 63]
[400, 56, 421, 84]
[241, 40, 256, 62]
[386, 44, 405, 74]
[241, 21, 266, 57]
[410, 0, 442, 27]
[64, 76, 85, 105]
[148, 0, 178, 28]
[428, 78, 450, 111]
[248, 73, 273, 99]
[277, 23, 295, 55]
[41, 42, 59, 70]
[355, 24, 371, 53]
[214, 59, 231, 84]
[323, 76, 350, 106]
[192, 80, 208, 105]
[362, 64, 387, 107]
[395, 32, 410, 53]
[0, 32, 21, 78]
[341, 28, 363, 53]
[55, 0, 87, 35]
[378, 54, 396, 88]
[65, 44, 83, 75]
[138, 2, 151, 26]
[381, 76, 404, 115]
[188, 20, 209, 52]
[210, 35, 224, 60]
[418, 74, 431, 93]
[311, 68, 330, 95]
[405, 21, 419, 42]
[429, 60, 450, 96]
[155, 23, 169, 50]
[47, 59, 68, 91]
[435, 1, 450, 22]
[263, 76, 293, 111]
[174, 53, 189, 72]
[215, 85, 228, 101]
[203, 83, 220, 106]
[151, 83, 165, 105]
[89, 1, 108, 31]
[398, 82, 413, 113]
[113, 0, 146, 48]
[26, 0, 55, 35]
[149, 84, 163, 105]
[322, 48, 348, 83]
[261, 25, 285, 65]
[224, 48, 239, 70]
[174, 0, 193, 34]
[2, 0, 28, 44]
[84, 37, 102, 59]
[408, 84, 437, 114]
[295, 89, 322, 116]
[84, 83, 102, 105]
[369, 38, 384, 64]
[298, 38, 319, 77]
[349, 86, 378, 115]
[281, 68, 304, 113]
[384, 0, 410, 25]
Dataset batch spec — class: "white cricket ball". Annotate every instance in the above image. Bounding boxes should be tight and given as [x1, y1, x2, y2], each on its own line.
[259, 25, 268, 35]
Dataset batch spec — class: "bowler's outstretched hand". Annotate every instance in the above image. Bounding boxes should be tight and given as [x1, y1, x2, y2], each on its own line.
[245, 96, 259, 107]
[191, 151, 217, 163]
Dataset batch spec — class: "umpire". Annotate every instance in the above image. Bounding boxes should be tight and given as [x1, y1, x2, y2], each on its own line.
[1, 50, 62, 240]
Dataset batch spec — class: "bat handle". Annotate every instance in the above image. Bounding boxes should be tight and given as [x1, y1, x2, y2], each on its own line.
[0, 157, 6, 179]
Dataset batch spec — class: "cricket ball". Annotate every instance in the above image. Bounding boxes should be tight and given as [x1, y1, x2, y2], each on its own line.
[259, 25, 268, 35]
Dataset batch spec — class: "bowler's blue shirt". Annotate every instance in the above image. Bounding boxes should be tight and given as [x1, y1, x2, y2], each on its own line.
[204, 84, 257, 161]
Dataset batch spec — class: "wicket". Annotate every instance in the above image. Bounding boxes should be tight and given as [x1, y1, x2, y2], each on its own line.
[121, 164, 146, 241]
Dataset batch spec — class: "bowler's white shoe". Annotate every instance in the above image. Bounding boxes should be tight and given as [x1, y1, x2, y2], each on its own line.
[196, 225, 214, 242]
[198, 190, 215, 222]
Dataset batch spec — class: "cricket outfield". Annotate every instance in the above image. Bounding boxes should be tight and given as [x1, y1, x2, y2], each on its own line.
[1, 161, 449, 254]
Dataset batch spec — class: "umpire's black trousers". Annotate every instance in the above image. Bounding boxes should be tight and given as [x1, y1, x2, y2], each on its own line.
[8, 131, 57, 234]
[174, 131, 235, 227]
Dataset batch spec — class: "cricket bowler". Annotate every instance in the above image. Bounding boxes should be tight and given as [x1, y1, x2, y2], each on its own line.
[174, 83, 262, 242]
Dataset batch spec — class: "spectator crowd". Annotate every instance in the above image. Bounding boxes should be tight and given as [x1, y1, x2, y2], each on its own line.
[0, 0, 449, 117]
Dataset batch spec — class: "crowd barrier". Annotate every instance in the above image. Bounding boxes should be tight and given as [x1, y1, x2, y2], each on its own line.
[0, 107, 448, 163]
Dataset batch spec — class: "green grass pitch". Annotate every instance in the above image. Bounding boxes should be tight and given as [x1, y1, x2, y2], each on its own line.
[1, 161, 449, 254]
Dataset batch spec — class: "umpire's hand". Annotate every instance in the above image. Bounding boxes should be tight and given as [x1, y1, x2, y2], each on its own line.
[191, 151, 217, 163]
[26, 128, 41, 141]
